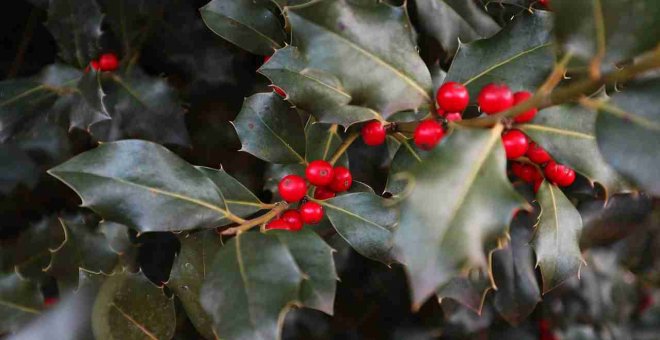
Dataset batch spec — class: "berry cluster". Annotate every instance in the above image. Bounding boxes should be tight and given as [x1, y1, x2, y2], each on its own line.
[270, 160, 353, 231]
[86, 53, 120, 72]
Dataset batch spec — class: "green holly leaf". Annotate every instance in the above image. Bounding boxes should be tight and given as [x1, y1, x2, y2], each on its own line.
[201, 231, 303, 340]
[595, 78, 660, 196]
[552, 0, 660, 65]
[75, 70, 111, 129]
[102, 0, 163, 59]
[168, 230, 221, 340]
[446, 11, 553, 99]
[304, 118, 349, 166]
[318, 192, 398, 264]
[92, 270, 175, 340]
[196, 166, 264, 218]
[45, 0, 103, 68]
[99, 221, 138, 270]
[412, 0, 501, 53]
[200, 0, 286, 56]
[233, 92, 306, 164]
[48, 140, 251, 232]
[0, 144, 39, 195]
[492, 213, 541, 325]
[0, 272, 42, 334]
[533, 181, 585, 293]
[520, 104, 632, 195]
[394, 126, 527, 308]
[287, 0, 433, 119]
[437, 273, 491, 314]
[91, 68, 190, 146]
[384, 138, 428, 196]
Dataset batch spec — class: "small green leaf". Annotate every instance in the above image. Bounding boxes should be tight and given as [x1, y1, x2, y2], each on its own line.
[200, 0, 286, 55]
[394, 126, 527, 308]
[196, 166, 264, 218]
[384, 138, 427, 196]
[201, 232, 303, 340]
[0, 272, 42, 334]
[233, 92, 306, 164]
[319, 192, 398, 264]
[92, 270, 175, 340]
[533, 181, 585, 293]
[45, 0, 103, 68]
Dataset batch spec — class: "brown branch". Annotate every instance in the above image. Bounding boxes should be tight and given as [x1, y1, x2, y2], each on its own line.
[329, 131, 359, 165]
[221, 202, 288, 235]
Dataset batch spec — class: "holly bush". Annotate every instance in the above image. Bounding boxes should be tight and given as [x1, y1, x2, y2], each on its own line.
[1, 0, 659, 339]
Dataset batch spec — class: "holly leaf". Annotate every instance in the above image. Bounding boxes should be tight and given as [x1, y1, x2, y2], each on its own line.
[519, 104, 631, 195]
[101, 0, 164, 59]
[45, 0, 103, 68]
[287, 0, 433, 118]
[75, 70, 111, 129]
[196, 166, 264, 218]
[552, 0, 660, 65]
[48, 140, 246, 232]
[0, 144, 39, 195]
[437, 273, 492, 314]
[168, 230, 221, 340]
[201, 231, 303, 340]
[394, 126, 527, 308]
[0, 272, 42, 334]
[446, 11, 553, 99]
[412, 0, 501, 53]
[90, 68, 190, 146]
[492, 212, 541, 325]
[91, 270, 175, 339]
[304, 119, 349, 166]
[98, 221, 138, 270]
[533, 181, 585, 293]
[384, 138, 428, 196]
[318, 192, 398, 264]
[233, 92, 306, 164]
[200, 0, 286, 56]
[595, 78, 660, 196]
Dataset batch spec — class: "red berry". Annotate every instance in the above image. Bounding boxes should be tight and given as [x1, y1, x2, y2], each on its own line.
[436, 108, 446, 117]
[533, 178, 543, 193]
[501, 129, 528, 159]
[306, 160, 334, 186]
[544, 161, 576, 187]
[361, 120, 387, 146]
[414, 119, 444, 151]
[281, 210, 303, 231]
[527, 142, 552, 164]
[539, 0, 550, 8]
[300, 201, 323, 224]
[477, 83, 514, 114]
[271, 85, 286, 97]
[445, 112, 462, 122]
[266, 218, 293, 231]
[90, 60, 100, 71]
[278, 175, 307, 202]
[511, 162, 537, 183]
[436, 82, 469, 113]
[44, 297, 58, 307]
[329, 166, 352, 192]
[512, 91, 538, 123]
[314, 186, 336, 200]
[99, 53, 119, 72]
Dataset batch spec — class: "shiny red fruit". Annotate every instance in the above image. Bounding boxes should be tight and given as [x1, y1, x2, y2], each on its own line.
[414, 119, 444, 151]
[527, 142, 552, 164]
[511, 162, 537, 183]
[361, 120, 387, 146]
[281, 210, 303, 231]
[306, 160, 334, 186]
[300, 201, 323, 224]
[329, 166, 352, 192]
[90, 60, 100, 71]
[445, 112, 462, 122]
[278, 175, 307, 202]
[512, 91, 538, 123]
[544, 161, 576, 187]
[436, 82, 469, 113]
[533, 178, 543, 193]
[314, 186, 336, 200]
[266, 218, 293, 231]
[478, 83, 514, 115]
[99, 53, 119, 72]
[539, 0, 550, 8]
[501, 129, 528, 159]
[44, 297, 58, 307]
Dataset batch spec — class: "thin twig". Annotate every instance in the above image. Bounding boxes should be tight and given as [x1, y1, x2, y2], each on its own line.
[221, 202, 288, 235]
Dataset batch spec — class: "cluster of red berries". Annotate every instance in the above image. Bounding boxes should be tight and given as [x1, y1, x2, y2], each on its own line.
[268, 160, 353, 231]
[361, 119, 446, 151]
[86, 53, 119, 72]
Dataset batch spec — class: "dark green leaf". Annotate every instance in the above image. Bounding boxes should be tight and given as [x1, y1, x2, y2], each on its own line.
[394, 126, 527, 308]
[596, 78, 660, 195]
[48, 140, 234, 232]
[412, 0, 501, 53]
[168, 230, 221, 340]
[533, 181, 585, 293]
[318, 192, 398, 264]
[520, 104, 631, 195]
[45, 0, 103, 68]
[287, 0, 433, 118]
[0, 272, 42, 334]
[196, 166, 264, 218]
[201, 232, 303, 340]
[200, 0, 286, 55]
[91, 270, 175, 339]
[233, 92, 306, 164]
[437, 273, 491, 314]
[102, 0, 163, 59]
[0, 144, 39, 195]
[446, 11, 553, 99]
[75, 70, 111, 129]
[384, 138, 427, 196]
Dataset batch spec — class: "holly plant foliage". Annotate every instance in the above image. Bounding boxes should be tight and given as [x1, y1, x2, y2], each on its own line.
[1, 0, 660, 339]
